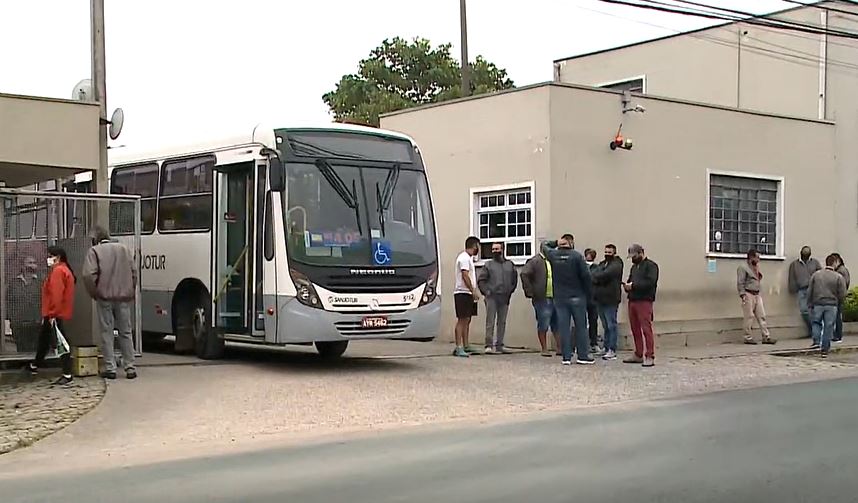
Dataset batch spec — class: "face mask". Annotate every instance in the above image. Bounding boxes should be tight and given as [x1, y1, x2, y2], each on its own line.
[631, 256, 643, 264]
[492, 252, 503, 261]
[46, 257, 57, 267]
[801, 253, 811, 261]
[605, 255, 615, 261]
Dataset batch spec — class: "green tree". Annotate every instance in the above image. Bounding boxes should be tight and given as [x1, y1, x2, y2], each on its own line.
[323, 37, 515, 127]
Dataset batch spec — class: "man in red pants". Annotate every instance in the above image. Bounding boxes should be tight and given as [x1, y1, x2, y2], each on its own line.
[623, 244, 659, 368]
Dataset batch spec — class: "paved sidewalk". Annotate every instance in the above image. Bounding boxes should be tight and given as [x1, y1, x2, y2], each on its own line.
[0, 376, 105, 455]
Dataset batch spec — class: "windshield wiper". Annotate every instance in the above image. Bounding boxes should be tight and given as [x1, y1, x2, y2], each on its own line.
[374, 164, 400, 237]
[314, 159, 363, 236]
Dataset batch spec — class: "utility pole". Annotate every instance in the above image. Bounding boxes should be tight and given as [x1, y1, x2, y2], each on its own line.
[91, 0, 109, 202]
[459, 0, 470, 97]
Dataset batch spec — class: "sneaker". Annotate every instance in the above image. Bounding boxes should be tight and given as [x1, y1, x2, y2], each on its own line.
[100, 370, 117, 379]
[464, 345, 479, 354]
[53, 375, 74, 386]
[576, 357, 596, 365]
[453, 347, 470, 358]
[833, 338, 843, 344]
[744, 338, 758, 345]
[25, 363, 38, 376]
[623, 355, 644, 364]
[541, 350, 553, 357]
[484, 346, 495, 355]
[126, 369, 138, 380]
[821, 352, 829, 359]
[642, 357, 655, 368]
[810, 343, 821, 350]
[590, 345, 600, 355]
[561, 360, 572, 366]
[762, 338, 777, 345]
[602, 350, 618, 361]
[499, 347, 512, 354]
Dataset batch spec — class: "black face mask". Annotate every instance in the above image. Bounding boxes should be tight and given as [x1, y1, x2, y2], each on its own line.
[801, 253, 811, 261]
[492, 252, 503, 261]
[631, 256, 643, 264]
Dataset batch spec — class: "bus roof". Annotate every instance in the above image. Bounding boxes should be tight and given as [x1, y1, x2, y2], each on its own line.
[107, 122, 415, 167]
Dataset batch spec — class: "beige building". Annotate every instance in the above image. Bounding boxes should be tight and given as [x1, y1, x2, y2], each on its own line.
[381, 2, 856, 349]
[1, 92, 101, 358]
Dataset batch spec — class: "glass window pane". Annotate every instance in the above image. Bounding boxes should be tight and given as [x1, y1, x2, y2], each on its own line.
[158, 194, 212, 231]
[161, 157, 214, 197]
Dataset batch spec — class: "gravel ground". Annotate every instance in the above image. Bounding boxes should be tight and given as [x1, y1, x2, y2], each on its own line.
[0, 376, 105, 454]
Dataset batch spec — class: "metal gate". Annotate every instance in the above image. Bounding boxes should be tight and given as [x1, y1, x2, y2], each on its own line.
[0, 188, 142, 360]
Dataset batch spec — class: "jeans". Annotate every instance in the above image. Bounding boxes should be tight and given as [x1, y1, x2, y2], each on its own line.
[629, 300, 656, 359]
[554, 296, 589, 361]
[834, 302, 844, 341]
[797, 288, 812, 337]
[485, 296, 510, 349]
[587, 301, 599, 347]
[598, 304, 619, 352]
[812, 304, 837, 353]
[98, 301, 136, 372]
[533, 299, 557, 334]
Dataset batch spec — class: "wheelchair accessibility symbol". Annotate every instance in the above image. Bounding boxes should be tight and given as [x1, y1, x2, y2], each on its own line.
[373, 241, 392, 265]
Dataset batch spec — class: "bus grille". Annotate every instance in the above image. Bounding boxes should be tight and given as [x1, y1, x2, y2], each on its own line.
[334, 319, 411, 337]
[322, 276, 423, 294]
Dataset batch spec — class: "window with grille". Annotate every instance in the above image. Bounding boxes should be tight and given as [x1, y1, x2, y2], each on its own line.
[709, 174, 779, 256]
[473, 185, 534, 263]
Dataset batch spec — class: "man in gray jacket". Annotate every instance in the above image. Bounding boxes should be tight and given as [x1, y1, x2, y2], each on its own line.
[807, 254, 847, 356]
[788, 246, 821, 338]
[82, 226, 138, 379]
[478, 242, 518, 354]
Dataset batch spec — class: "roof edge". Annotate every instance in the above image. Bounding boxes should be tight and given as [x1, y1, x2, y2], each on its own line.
[380, 82, 553, 119]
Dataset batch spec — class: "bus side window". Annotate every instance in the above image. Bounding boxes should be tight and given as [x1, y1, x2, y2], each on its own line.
[264, 191, 274, 261]
[110, 163, 159, 235]
[158, 156, 214, 232]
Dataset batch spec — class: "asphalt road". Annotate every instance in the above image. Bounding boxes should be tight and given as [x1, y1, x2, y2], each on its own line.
[4, 377, 858, 503]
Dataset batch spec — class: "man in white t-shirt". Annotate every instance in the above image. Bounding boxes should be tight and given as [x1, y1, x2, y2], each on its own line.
[453, 236, 481, 357]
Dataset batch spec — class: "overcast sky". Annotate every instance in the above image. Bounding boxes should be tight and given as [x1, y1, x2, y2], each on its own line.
[0, 0, 793, 147]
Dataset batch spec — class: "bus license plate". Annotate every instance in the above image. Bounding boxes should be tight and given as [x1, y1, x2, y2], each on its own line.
[362, 316, 389, 328]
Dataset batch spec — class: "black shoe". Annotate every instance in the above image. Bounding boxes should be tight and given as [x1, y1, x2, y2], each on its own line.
[126, 370, 138, 380]
[100, 370, 117, 380]
[762, 338, 777, 345]
[821, 352, 829, 359]
[24, 363, 38, 376]
[53, 375, 74, 386]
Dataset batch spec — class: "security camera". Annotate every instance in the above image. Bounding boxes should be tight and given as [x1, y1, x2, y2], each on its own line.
[610, 138, 634, 151]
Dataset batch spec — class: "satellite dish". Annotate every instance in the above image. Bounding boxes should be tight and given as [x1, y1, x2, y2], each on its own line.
[108, 108, 125, 140]
[72, 79, 93, 101]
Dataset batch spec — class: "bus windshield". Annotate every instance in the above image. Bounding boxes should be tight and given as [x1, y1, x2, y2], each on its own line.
[284, 162, 437, 267]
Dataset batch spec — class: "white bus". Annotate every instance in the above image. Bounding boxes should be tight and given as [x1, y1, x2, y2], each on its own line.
[70, 123, 441, 359]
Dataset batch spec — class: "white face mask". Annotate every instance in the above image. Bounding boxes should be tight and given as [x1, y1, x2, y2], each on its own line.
[47, 257, 57, 267]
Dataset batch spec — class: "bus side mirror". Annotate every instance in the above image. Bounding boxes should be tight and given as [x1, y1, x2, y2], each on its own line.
[262, 148, 285, 191]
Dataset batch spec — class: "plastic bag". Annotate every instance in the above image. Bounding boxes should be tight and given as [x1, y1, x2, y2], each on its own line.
[47, 319, 70, 359]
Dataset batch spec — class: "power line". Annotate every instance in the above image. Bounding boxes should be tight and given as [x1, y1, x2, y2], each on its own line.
[779, 0, 858, 17]
[598, 0, 858, 39]
[570, 3, 858, 74]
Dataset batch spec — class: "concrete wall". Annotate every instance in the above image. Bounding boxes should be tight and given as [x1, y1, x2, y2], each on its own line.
[555, 7, 825, 120]
[382, 84, 837, 349]
[0, 93, 100, 187]
[547, 84, 836, 345]
[382, 87, 552, 346]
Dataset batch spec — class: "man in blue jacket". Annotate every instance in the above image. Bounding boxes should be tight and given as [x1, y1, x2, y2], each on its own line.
[546, 234, 594, 365]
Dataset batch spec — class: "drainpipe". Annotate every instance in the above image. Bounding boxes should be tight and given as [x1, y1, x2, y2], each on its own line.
[818, 10, 828, 120]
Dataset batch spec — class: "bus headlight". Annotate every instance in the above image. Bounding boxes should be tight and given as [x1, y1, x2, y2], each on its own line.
[290, 269, 322, 309]
[420, 269, 438, 306]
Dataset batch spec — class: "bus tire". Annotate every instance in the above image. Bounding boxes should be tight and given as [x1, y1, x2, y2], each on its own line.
[177, 291, 223, 360]
[315, 341, 348, 359]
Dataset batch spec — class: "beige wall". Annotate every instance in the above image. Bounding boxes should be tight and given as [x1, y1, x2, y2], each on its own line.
[382, 87, 552, 346]
[0, 93, 100, 187]
[382, 84, 837, 349]
[555, 7, 825, 120]
[547, 84, 836, 339]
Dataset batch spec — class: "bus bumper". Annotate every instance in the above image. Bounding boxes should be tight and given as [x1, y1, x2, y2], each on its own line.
[275, 296, 441, 344]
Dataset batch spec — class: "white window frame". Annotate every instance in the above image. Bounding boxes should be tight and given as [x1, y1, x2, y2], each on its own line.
[469, 181, 536, 266]
[596, 75, 647, 94]
[705, 169, 785, 261]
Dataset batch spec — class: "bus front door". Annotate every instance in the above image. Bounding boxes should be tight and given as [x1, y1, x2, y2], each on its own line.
[214, 162, 254, 335]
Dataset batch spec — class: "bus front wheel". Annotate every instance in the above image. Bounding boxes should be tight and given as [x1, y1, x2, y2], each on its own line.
[315, 341, 348, 359]
[178, 291, 223, 360]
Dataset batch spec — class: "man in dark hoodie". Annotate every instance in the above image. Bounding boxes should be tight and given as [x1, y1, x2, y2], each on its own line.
[546, 234, 593, 365]
[591, 244, 624, 360]
[478, 242, 518, 354]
